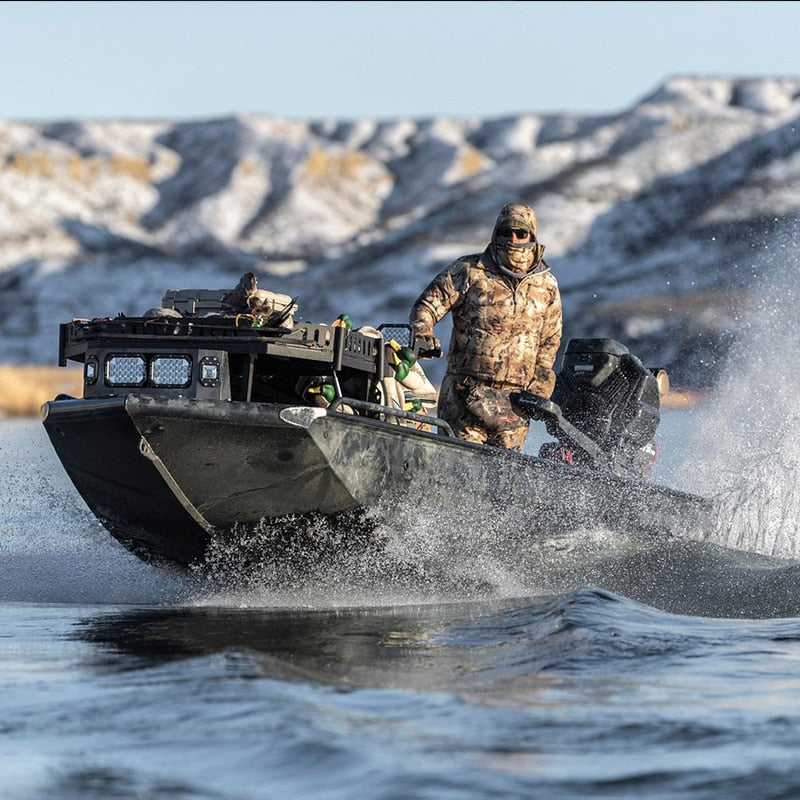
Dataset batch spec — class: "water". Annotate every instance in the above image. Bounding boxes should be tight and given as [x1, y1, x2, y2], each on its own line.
[4, 397, 800, 800]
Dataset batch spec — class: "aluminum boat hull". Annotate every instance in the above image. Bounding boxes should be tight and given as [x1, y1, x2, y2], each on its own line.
[42, 394, 714, 568]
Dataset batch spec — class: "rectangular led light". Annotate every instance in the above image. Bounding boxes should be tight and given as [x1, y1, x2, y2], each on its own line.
[151, 355, 192, 387]
[106, 355, 146, 387]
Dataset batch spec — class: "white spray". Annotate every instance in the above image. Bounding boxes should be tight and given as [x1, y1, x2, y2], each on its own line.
[675, 218, 800, 558]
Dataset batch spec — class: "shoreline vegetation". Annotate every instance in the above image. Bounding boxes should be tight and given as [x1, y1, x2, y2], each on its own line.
[0, 365, 83, 419]
[0, 364, 707, 419]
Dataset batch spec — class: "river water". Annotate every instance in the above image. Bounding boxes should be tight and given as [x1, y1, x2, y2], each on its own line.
[3, 401, 800, 799]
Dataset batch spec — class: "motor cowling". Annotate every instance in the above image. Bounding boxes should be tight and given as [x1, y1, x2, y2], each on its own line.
[529, 338, 662, 479]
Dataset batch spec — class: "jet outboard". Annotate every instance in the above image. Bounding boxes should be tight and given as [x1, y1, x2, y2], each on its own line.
[512, 338, 667, 480]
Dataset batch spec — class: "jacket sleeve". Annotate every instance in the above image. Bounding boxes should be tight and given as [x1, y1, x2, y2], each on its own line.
[408, 262, 463, 336]
[530, 283, 563, 397]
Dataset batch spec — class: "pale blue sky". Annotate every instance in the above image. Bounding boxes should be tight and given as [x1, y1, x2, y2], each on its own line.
[2, 1, 798, 121]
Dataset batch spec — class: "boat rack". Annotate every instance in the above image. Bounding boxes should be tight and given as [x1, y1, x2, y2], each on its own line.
[59, 316, 380, 371]
[57, 315, 390, 403]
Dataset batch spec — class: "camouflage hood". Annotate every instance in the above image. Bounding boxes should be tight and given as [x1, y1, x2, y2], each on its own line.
[490, 203, 546, 277]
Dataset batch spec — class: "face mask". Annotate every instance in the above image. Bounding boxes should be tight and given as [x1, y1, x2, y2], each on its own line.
[494, 241, 536, 273]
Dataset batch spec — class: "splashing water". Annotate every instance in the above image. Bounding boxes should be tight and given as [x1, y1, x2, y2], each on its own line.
[675, 217, 800, 559]
[193, 479, 656, 610]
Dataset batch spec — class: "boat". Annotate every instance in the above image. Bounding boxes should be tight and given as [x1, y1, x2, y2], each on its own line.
[41, 274, 714, 570]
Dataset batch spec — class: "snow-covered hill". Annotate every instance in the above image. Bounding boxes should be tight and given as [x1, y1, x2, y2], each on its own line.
[2, 75, 799, 387]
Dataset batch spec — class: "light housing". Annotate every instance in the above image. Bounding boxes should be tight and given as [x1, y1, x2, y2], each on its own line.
[199, 356, 220, 387]
[150, 355, 192, 388]
[84, 355, 98, 385]
[105, 354, 146, 387]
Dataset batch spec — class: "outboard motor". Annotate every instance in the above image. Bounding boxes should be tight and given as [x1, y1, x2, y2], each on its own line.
[511, 338, 666, 480]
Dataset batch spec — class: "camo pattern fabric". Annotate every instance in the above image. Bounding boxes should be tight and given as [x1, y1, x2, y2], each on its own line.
[437, 374, 530, 451]
[409, 226, 562, 451]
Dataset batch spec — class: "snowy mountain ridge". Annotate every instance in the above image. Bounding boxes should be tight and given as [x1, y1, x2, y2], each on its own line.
[2, 75, 800, 387]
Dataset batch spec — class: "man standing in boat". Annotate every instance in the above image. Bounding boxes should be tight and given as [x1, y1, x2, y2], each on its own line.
[409, 203, 562, 452]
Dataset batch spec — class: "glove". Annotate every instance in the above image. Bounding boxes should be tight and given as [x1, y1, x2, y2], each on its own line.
[509, 391, 554, 421]
[415, 334, 442, 358]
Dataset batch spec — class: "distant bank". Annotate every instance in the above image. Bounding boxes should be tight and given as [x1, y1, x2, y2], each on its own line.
[0, 365, 82, 418]
[0, 364, 706, 419]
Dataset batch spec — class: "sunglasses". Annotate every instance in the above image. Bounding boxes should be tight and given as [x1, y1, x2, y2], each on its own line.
[497, 226, 532, 239]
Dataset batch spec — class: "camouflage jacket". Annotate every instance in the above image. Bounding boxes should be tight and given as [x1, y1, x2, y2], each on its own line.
[409, 247, 562, 396]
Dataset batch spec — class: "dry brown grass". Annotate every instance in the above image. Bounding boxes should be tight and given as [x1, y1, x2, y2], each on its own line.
[0, 365, 83, 418]
[8, 150, 152, 183]
[455, 145, 488, 178]
[660, 388, 711, 409]
[302, 148, 374, 181]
